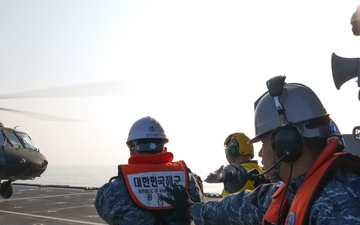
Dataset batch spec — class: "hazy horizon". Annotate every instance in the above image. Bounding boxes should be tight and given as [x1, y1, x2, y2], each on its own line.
[1, 1, 359, 176]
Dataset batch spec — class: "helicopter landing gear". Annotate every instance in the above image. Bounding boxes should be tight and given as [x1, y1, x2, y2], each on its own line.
[0, 180, 13, 199]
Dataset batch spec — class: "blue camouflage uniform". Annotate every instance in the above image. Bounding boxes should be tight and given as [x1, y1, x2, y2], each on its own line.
[221, 161, 266, 196]
[94, 168, 204, 225]
[189, 170, 360, 225]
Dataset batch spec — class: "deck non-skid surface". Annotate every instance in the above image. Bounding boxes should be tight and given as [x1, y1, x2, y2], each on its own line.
[0, 184, 221, 225]
[0, 184, 105, 225]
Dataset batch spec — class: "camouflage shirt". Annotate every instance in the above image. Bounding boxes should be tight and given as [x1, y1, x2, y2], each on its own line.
[94, 167, 204, 225]
[190, 170, 360, 225]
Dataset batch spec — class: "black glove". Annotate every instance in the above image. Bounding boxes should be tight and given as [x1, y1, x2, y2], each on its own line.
[159, 184, 194, 221]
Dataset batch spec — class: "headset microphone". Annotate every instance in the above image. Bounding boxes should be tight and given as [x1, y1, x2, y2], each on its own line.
[248, 154, 287, 180]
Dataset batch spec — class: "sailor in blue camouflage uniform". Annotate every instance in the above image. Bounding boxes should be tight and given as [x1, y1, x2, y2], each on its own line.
[160, 76, 360, 225]
[94, 116, 204, 225]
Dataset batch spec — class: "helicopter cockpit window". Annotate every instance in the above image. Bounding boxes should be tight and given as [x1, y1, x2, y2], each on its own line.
[0, 131, 11, 147]
[2, 130, 24, 148]
[16, 132, 37, 150]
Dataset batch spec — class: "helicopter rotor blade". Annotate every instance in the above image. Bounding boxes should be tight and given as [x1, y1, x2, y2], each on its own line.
[0, 80, 146, 121]
[0, 107, 81, 121]
[0, 80, 141, 99]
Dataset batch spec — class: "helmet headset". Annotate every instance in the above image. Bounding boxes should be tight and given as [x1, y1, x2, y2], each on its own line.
[224, 133, 254, 159]
[266, 76, 303, 163]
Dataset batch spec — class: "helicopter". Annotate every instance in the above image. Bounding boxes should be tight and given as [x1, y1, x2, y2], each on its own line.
[0, 81, 136, 199]
[0, 122, 47, 199]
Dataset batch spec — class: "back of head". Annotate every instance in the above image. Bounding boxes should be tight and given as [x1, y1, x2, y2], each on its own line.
[127, 116, 168, 153]
[351, 5, 360, 24]
[351, 5, 360, 36]
[351, 11, 358, 24]
[224, 132, 254, 159]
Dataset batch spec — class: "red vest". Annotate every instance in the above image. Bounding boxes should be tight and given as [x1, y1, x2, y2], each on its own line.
[119, 152, 189, 210]
[263, 137, 360, 225]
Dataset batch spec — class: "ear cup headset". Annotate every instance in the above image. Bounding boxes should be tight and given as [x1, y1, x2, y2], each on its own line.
[251, 124, 303, 179]
[224, 133, 254, 158]
[271, 124, 303, 163]
[225, 136, 240, 157]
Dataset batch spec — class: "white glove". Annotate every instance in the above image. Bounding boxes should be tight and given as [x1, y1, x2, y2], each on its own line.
[204, 165, 225, 183]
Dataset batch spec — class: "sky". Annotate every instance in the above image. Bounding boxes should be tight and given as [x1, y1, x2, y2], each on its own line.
[0, 1, 360, 177]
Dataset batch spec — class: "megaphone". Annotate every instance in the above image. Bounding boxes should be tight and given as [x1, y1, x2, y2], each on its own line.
[331, 53, 360, 90]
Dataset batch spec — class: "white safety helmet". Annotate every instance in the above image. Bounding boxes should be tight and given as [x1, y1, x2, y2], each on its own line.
[250, 82, 329, 143]
[127, 116, 168, 145]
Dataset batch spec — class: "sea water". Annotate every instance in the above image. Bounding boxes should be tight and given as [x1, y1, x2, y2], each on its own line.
[14, 165, 223, 194]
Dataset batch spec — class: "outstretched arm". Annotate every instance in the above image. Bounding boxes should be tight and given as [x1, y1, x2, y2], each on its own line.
[204, 165, 225, 183]
[162, 181, 279, 225]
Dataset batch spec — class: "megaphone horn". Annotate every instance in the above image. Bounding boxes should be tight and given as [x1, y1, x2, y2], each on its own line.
[331, 53, 360, 90]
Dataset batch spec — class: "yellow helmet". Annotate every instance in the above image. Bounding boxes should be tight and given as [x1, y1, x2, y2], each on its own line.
[224, 132, 254, 158]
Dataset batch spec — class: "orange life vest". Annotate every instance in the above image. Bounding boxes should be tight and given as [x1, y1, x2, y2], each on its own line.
[119, 152, 189, 210]
[263, 137, 360, 225]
